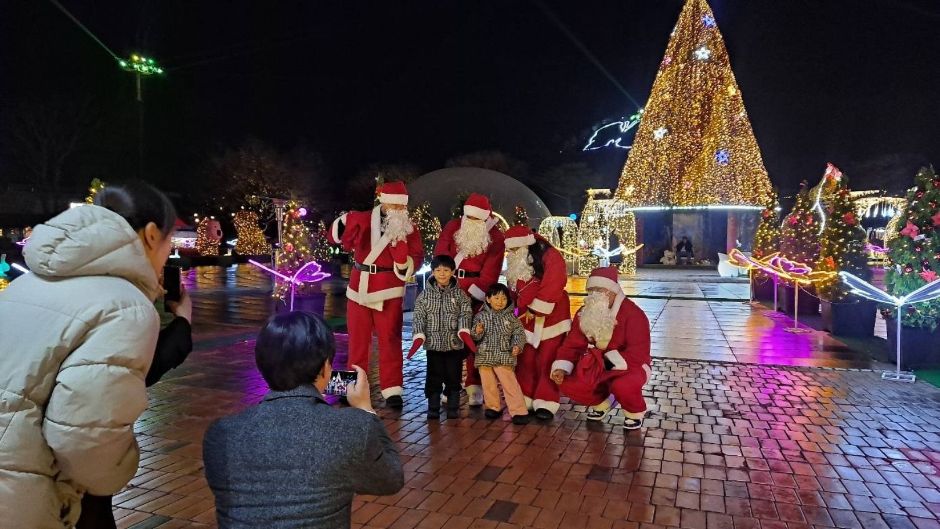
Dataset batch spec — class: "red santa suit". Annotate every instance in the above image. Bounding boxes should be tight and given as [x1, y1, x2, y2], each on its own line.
[552, 267, 651, 420]
[504, 226, 571, 417]
[328, 182, 424, 399]
[433, 193, 505, 404]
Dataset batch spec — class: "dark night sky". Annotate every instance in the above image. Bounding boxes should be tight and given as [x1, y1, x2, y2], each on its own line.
[4, 0, 940, 210]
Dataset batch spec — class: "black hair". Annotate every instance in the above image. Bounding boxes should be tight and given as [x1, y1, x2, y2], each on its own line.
[528, 238, 550, 279]
[94, 181, 177, 237]
[431, 254, 456, 271]
[255, 311, 336, 391]
[485, 283, 512, 300]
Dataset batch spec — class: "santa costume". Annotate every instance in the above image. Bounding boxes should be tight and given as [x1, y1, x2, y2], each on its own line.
[503, 225, 571, 420]
[433, 193, 505, 405]
[552, 266, 652, 430]
[328, 181, 424, 407]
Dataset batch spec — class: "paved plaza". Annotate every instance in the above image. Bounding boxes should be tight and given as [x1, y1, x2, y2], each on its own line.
[111, 266, 940, 529]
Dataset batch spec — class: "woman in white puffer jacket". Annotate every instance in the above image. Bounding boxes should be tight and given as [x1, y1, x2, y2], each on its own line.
[0, 182, 176, 528]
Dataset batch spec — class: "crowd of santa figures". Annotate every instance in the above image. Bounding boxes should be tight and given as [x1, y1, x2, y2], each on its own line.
[329, 181, 653, 431]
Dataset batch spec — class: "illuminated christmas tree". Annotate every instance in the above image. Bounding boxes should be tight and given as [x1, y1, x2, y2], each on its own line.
[815, 168, 869, 301]
[450, 192, 471, 220]
[615, 0, 771, 207]
[410, 202, 442, 267]
[195, 218, 221, 256]
[311, 220, 336, 263]
[779, 183, 819, 265]
[752, 188, 781, 260]
[883, 167, 940, 329]
[85, 178, 107, 204]
[275, 204, 315, 300]
[513, 205, 530, 227]
[233, 211, 270, 256]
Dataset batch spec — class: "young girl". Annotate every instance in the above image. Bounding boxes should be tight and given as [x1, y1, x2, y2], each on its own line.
[471, 283, 530, 425]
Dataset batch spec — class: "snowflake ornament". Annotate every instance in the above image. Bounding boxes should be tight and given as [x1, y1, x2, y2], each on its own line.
[714, 149, 730, 165]
[694, 46, 712, 61]
[653, 127, 669, 140]
[702, 14, 716, 28]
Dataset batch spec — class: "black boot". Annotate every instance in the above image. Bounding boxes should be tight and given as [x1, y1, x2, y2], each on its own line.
[427, 395, 440, 420]
[446, 392, 460, 419]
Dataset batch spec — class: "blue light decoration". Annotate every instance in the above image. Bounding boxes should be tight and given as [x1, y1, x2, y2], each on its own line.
[714, 149, 730, 166]
[583, 109, 644, 151]
[568, 213, 578, 220]
[702, 14, 716, 28]
[839, 271, 940, 383]
[0, 255, 10, 279]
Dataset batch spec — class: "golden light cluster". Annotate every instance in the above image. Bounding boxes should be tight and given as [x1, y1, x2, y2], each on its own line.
[233, 211, 270, 256]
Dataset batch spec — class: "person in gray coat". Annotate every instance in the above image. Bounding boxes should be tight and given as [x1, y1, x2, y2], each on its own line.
[203, 311, 404, 529]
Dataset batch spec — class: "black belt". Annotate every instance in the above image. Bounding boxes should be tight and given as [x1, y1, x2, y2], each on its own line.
[456, 269, 480, 278]
[354, 262, 394, 274]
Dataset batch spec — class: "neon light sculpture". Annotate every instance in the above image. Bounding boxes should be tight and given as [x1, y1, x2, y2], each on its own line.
[839, 271, 940, 382]
[0, 255, 10, 279]
[583, 110, 644, 151]
[248, 259, 331, 311]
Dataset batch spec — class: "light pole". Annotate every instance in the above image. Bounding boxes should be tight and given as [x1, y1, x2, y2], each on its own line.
[119, 55, 164, 179]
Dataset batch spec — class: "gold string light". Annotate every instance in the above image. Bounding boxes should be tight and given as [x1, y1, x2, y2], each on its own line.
[233, 211, 270, 256]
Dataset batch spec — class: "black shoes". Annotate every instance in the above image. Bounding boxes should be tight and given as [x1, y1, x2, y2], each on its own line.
[534, 408, 554, 421]
[427, 395, 440, 420]
[511, 414, 531, 425]
[484, 409, 501, 419]
[385, 395, 403, 409]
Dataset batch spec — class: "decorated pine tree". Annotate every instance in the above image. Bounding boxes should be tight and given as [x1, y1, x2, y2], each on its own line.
[883, 167, 940, 329]
[311, 220, 336, 263]
[450, 192, 471, 220]
[752, 188, 781, 260]
[815, 172, 869, 301]
[779, 183, 820, 265]
[513, 205, 530, 227]
[410, 202, 442, 267]
[615, 0, 771, 208]
[275, 203, 315, 300]
[233, 211, 270, 256]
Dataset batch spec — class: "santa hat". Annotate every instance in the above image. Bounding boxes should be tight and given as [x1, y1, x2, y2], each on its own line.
[378, 181, 409, 206]
[463, 193, 492, 220]
[504, 225, 535, 249]
[586, 266, 622, 294]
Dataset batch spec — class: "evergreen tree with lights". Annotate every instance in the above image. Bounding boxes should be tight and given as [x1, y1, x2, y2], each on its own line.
[883, 166, 940, 329]
[815, 170, 869, 301]
[615, 0, 771, 208]
[513, 205, 530, 227]
[275, 204, 315, 300]
[779, 182, 820, 265]
[752, 188, 781, 260]
[85, 178, 107, 204]
[450, 192, 471, 220]
[410, 202, 442, 267]
[233, 211, 270, 256]
[195, 218, 221, 256]
[311, 220, 336, 263]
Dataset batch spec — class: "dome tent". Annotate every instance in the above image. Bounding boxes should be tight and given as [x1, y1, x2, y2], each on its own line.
[408, 167, 551, 227]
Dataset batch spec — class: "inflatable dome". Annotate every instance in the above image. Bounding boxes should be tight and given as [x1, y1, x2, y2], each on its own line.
[409, 167, 551, 227]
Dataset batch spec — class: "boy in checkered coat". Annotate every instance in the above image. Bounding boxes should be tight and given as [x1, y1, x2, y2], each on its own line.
[471, 283, 530, 425]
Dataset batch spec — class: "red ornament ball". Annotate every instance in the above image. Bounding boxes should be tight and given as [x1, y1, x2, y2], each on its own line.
[284, 243, 294, 253]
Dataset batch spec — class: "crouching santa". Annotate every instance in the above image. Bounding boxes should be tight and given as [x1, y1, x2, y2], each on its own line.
[433, 193, 505, 406]
[328, 181, 424, 408]
[503, 225, 571, 420]
[550, 266, 651, 431]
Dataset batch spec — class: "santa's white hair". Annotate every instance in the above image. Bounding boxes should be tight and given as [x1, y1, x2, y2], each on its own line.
[454, 217, 491, 258]
[579, 291, 617, 345]
[382, 208, 414, 243]
[505, 246, 534, 285]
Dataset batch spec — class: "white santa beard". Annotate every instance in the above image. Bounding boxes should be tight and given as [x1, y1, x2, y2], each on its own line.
[506, 248, 534, 285]
[579, 291, 616, 344]
[382, 209, 414, 243]
[454, 219, 491, 257]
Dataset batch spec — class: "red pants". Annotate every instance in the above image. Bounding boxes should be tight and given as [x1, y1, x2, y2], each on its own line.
[560, 350, 648, 415]
[464, 299, 484, 389]
[516, 334, 564, 413]
[346, 296, 404, 397]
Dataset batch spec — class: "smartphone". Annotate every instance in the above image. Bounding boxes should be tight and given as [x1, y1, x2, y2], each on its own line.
[163, 265, 181, 302]
[324, 370, 357, 396]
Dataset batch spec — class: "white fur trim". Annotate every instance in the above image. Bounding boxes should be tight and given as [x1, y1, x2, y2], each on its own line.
[532, 399, 559, 414]
[529, 297, 555, 315]
[605, 350, 628, 371]
[379, 193, 408, 205]
[393, 255, 415, 282]
[551, 359, 574, 374]
[413, 333, 426, 342]
[463, 205, 490, 220]
[346, 284, 405, 310]
[381, 386, 403, 399]
[586, 275, 622, 294]
[504, 234, 535, 248]
[330, 214, 347, 243]
[468, 283, 486, 301]
[523, 396, 534, 410]
[527, 319, 571, 346]
[458, 329, 471, 339]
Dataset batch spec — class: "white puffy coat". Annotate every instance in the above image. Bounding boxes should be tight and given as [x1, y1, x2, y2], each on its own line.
[0, 205, 160, 528]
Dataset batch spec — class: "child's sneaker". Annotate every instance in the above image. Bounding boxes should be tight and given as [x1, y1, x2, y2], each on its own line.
[586, 406, 610, 421]
[484, 409, 501, 419]
[511, 414, 530, 425]
[623, 417, 643, 430]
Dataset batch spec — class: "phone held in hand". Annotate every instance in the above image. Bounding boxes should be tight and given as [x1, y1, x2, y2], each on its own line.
[324, 370, 357, 396]
[163, 265, 181, 302]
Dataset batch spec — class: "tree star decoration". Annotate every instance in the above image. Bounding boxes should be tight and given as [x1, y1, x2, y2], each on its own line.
[702, 14, 716, 28]
[840, 271, 940, 382]
[714, 149, 730, 166]
[653, 127, 669, 140]
[693, 45, 712, 61]
[900, 221, 920, 239]
[249, 259, 331, 311]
